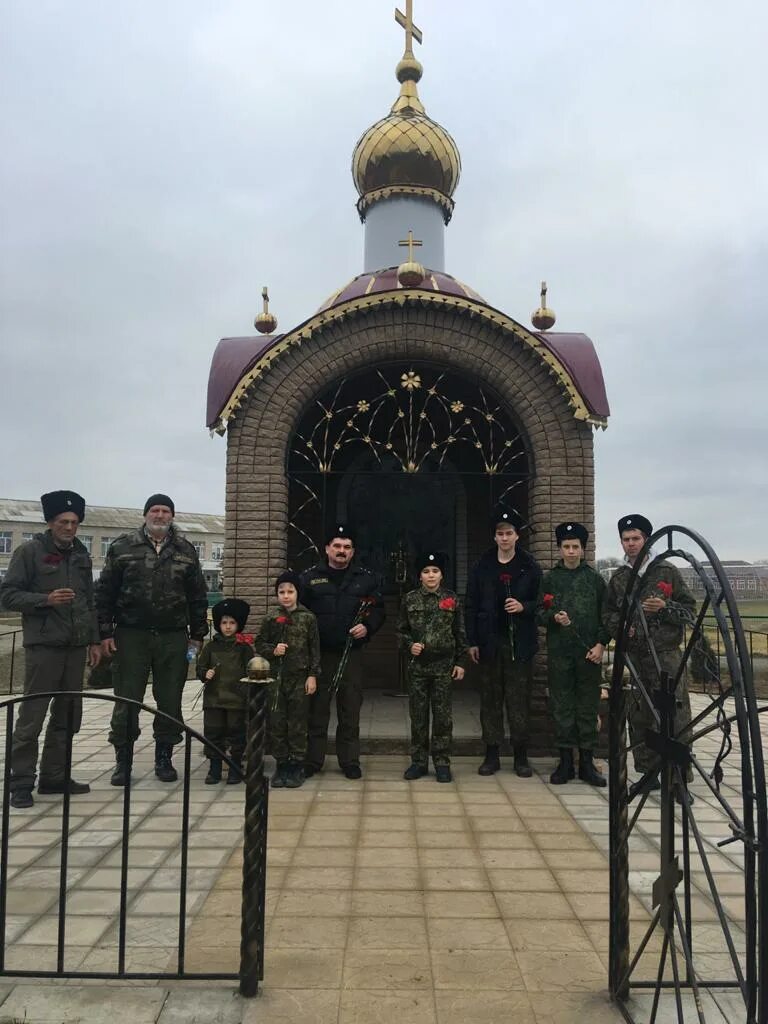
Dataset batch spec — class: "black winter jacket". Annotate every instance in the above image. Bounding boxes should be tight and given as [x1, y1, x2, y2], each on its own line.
[465, 547, 542, 663]
[298, 563, 385, 652]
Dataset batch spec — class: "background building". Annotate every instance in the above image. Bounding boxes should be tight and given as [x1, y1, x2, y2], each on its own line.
[0, 499, 225, 591]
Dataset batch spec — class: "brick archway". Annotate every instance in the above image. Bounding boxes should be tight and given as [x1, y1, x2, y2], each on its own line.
[224, 301, 595, 614]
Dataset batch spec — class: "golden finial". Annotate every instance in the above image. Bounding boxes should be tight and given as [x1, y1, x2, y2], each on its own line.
[254, 286, 278, 334]
[393, 1, 424, 112]
[532, 281, 556, 331]
[397, 229, 426, 287]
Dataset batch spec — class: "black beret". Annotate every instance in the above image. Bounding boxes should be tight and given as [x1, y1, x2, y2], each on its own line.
[555, 522, 589, 545]
[143, 494, 175, 516]
[41, 490, 86, 523]
[490, 505, 523, 532]
[325, 524, 355, 546]
[415, 551, 447, 574]
[274, 570, 302, 594]
[618, 514, 653, 538]
[212, 598, 250, 632]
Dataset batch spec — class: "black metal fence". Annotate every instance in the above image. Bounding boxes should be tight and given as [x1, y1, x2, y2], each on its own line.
[0, 685, 269, 996]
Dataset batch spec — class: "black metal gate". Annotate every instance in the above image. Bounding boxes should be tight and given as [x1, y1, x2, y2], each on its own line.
[608, 525, 767, 1023]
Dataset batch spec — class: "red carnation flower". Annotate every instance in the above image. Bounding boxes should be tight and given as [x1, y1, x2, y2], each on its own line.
[43, 553, 63, 565]
[236, 632, 254, 645]
[275, 615, 291, 626]
[439, 597, 456, 611]
[499, 573, 512, 584]
[542, 593, 554, 610]
[657, 581, 673, 600]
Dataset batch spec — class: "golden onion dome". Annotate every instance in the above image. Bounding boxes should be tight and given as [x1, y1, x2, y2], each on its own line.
[351, 21, 460, 223]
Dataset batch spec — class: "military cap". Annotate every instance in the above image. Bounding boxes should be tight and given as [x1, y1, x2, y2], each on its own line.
[325, 524, 355, 545]
[618, 514, 653, 538]
[144, 493, 175, 516]
[41, 490, 86, 523]
[415, 551, 447, 574]
[555, 522, 589, 545]
[274, 570, 302, 594]
[212, 598, 250, 632]
[490, 505, 523, 532]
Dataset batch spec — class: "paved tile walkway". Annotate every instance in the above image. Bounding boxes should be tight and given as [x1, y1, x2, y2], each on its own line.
[0, 689, 760, 1023]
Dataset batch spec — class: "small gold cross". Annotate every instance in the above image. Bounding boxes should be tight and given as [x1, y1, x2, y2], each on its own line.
[395, 0, 422, 53]
[261, 286, 271, 314]
[398, 230, 423, 262]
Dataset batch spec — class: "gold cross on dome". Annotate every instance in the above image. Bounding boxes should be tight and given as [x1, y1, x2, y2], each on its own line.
[398, 230, 423, 262]
[261, 286, 271, 313]
[395, 0, 422, 53]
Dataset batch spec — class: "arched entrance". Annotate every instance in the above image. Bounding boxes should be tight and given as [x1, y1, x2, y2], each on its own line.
[286, 361, 532, 686]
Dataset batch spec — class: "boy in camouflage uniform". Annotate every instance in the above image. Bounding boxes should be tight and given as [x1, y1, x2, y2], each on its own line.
[397, 552, 468, 783]
[538, 522, 609, 787]
[602, 514, 695, 793]
[196, 598, 254, 785]
[255, 571, 320, 789]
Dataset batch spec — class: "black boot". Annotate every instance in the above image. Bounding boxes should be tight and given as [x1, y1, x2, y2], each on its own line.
[271, 762, 289, 788]
[154, 742, 178, 782]
[478, 745, 500, 776]
[513, 745, 533, 778]
[205, 758, 222, 785]
[110, 747, 131, 787]
[226, 760, 243, 785]
[550, 748, 574, 785]
[578, 750, 607, 788]
[284, 762, 305, 789]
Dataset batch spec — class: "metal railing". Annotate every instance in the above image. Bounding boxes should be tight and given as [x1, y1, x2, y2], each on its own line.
[0, 685, 270, 996]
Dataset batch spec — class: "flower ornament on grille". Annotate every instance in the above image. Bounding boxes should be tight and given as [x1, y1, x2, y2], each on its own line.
[401, 371, 422, 390]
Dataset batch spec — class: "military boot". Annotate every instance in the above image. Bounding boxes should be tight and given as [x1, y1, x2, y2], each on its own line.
[110, 747, 131, 787]
[550, 748, 574, 785]
[513, 745, 533, 778]
[477, 745, 501, 776]
[226, 760, 243, 785]
[154, 742, 178, 783]
[205, 758, 222, 785]
[271, 762, 289, 788]
[578, 750, 607, 788]
[284, 762, 305, 789]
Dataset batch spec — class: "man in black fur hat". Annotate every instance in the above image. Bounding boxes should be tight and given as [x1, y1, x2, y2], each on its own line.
[0, 491, 101, 808]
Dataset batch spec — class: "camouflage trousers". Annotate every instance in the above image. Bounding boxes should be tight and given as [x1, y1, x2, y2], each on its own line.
[627, 646, 692, 777]
[108, 627, 187, 748]
[408, 659, 454, 767]
[268, 671, 310, 764]
[547, 652, 602, 749]
[480, 635, 533, 747]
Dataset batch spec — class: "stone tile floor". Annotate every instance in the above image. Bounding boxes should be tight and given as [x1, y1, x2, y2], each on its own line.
[0, 689, 760, 1023]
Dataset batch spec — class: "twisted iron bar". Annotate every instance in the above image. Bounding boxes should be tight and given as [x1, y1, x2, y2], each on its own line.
[239, 675, 270, 998]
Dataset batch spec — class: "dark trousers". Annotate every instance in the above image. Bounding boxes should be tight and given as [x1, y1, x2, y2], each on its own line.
[548, 652, 602, 749]
[108, 627, 187, 748]
[628, 646, 692, 777]
[408, 661, 453, 767]
[306, 648, 363, 770]
[203, 706, 247, 760]
[268, 673, 310, 763]
[11, 645, 86, 790]
[480, 635, 533, 747]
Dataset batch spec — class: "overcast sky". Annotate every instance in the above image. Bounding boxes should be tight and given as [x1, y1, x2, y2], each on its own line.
[2, 1, 766, 560]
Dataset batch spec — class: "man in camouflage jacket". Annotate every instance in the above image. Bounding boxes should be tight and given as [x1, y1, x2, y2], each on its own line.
[538, 522, 609, 786]
[603, 514, 695, 784]
[397, 552, 468, 782]
[96, 494, 208, 785]
[0, 491, 101, 807]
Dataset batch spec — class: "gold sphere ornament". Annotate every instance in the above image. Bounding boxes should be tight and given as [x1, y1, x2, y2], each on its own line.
[532, 281, 556, 331]
[398, 260, 426, 288]
[254, 286, 278, 334]
[243, 654, 272, 682]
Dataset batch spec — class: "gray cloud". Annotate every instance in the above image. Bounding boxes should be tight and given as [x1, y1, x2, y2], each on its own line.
[2, 1, 766, 559]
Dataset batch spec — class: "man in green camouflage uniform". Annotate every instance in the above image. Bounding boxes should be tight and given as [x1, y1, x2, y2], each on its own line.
[603, 514, 695, 788]
[96, 494, 208, 785]
[0, 491, 102, 808]
[255, 571, 320, 788]
[538, 522, 609, 786]
[398, 552, 468, 783]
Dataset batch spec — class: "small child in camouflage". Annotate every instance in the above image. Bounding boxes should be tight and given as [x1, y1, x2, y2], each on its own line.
[255, 571, 320, 789]
[196, 598, 254, 785]
[537, 522, 609, 787]
[397, 552, 469, 783]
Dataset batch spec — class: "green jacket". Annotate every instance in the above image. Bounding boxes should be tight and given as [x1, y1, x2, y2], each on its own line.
[196, 634, 253, 710]
[95, 525, 208, 640]
[0, 532, 99, 648]
[603, 559, 696, 652]
[254, 605, 321, 678]
[537, 561, 609, 654]
[397, 587, 469, 666]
